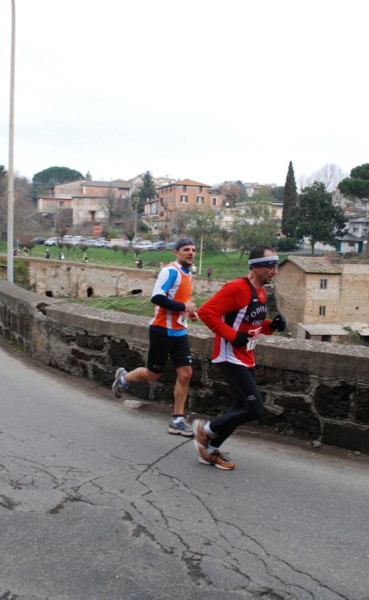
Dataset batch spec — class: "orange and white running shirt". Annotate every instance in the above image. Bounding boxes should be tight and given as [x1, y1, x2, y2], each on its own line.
[149, 261, 192, 337]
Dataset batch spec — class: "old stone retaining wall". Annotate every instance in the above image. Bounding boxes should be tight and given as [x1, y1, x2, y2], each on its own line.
[17, 256, 224, 298]
[1, 279, 369, 454]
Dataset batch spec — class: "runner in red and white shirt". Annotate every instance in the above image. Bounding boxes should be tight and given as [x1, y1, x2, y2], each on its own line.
[193, 245, 286, 470]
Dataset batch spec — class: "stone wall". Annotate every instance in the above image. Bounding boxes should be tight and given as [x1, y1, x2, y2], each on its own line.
[22, 256, 224, 298]
[1, 279, 369, 454]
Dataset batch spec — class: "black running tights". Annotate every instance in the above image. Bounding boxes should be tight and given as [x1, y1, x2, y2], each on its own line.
[209, 362, 264, 448]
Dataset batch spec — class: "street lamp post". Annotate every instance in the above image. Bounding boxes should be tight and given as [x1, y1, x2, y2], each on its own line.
[7, 0, 16, 283]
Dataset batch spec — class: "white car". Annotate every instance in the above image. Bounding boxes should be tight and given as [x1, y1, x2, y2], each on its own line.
[62, 235, 74, 244]
[71, 236, 87, 246]
[44, 237, 61, 246]
[133, 240, 154, 250]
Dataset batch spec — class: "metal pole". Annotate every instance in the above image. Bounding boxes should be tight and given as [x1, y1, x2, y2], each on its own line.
[7, 0, 16, 283]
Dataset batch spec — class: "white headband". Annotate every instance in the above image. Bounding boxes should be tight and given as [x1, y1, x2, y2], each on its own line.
[248, 255, 279, 267]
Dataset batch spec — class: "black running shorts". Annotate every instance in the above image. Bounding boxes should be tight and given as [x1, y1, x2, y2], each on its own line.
[148, 329, 193, 374]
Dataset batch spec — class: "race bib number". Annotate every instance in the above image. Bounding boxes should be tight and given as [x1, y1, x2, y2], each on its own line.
[246, 338, 257, 351]
[177, 312, 188, 328]
[245, 328, 261, 351]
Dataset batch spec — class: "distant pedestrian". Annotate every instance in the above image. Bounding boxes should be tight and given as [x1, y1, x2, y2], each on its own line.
[44, 249, 50, 259]
[82, 252, 88, 263]
[135, 258, 142, 268]
[207, 266, 213, 280]
[58, 251, 65, 260]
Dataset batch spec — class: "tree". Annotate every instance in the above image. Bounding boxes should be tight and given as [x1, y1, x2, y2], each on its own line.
[288, 182, 346, 255]
[235, 180, 247, 203]
[232, 215, 278, 263]
[54, 208, 73, 236]
[137, 171, 156, 213]
[338, 163, 369, 198]
[271, 186, 285, 203]
[11, 175, 36, 242]
[171, 209, 192, 238]
[99, 188, 126, 227]
[307, 163, 347, 192]
[220, 182, 240, 207]
[184, 207, 220, 252]
[32, 166, 83, 198]
[281, 161, 298, 236]
[338, 163, 369, 257]
[245, 190, 274, 222]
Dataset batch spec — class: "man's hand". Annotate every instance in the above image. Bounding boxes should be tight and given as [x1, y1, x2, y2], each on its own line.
[188, 311, 199, 322]
[231, 332, 250, 348]
[184, 300, 197, 314]
[270, 314, 286, 332]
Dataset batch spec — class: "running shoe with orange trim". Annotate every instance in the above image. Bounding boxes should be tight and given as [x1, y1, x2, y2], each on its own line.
[198, 448, 235, 470]
[192, 418, 212, 448]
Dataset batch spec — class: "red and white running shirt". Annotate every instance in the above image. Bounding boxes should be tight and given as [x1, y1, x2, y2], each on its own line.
[198, 277, 274, 367]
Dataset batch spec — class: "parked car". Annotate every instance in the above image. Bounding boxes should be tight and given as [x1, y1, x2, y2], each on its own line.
[62, 235, 74, 244]
[165, 241, 176, 250]
[151, 241, 167, 250]
[71, 236, 87, 246]
[44, 237, 61, 246]
[30, 236, 46, 245]
[84, 238, 98, 247]
[133, 240, 154, 250]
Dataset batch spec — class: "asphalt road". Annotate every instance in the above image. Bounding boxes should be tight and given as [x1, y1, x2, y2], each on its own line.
[1, 341, 368, 600]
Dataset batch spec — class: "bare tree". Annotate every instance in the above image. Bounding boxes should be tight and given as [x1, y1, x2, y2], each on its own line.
[99, 188, 120, 227]
[306, 163, 348, 192]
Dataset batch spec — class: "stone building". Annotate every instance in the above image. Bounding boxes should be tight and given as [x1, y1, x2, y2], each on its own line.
[37, 179, 132, 231]
[143, 179, 223, 234]
[275, 255, 369, 341]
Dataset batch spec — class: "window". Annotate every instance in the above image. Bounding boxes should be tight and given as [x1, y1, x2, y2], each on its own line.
[182, 185, 187, 192]
[199, 186, 203, 193]
[319, 306, 326, 316]
[197, 196, 204, 204]
[180, 195, 188, 203]
[320, 278, 328, 289]
[212, 197, 217, 206]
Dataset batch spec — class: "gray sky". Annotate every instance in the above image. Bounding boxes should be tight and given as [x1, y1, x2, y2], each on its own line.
[0, 0, 367, 187]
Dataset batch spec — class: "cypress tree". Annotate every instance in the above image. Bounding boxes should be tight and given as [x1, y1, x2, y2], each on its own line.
[137, 171, 157, 214]
[281, 161, 298, 236]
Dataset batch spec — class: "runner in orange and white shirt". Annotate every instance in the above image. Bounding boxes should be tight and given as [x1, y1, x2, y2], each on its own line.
[192, 245, 286, 470]
[112, 238, 198, 437]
